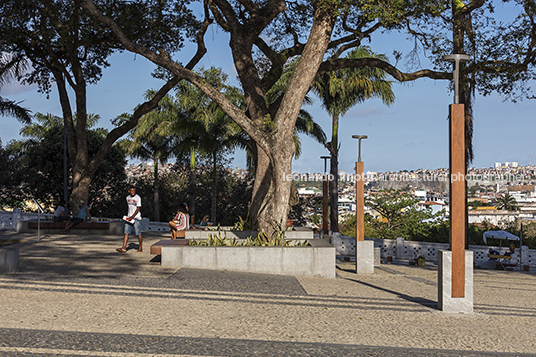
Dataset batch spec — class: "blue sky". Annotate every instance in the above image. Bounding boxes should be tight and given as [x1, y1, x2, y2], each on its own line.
[1, 15, 535, 175]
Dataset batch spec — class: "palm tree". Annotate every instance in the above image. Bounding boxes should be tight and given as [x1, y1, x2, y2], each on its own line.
[312, 46, 395, 232]
[0, 54, 31, 123]
[496, 192, 518, 211]
[126, 92, 180, 221]
[172, 68, 245, 224]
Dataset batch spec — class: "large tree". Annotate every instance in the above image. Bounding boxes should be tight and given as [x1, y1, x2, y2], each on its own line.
[10, 113, 127, 216]
[0, 0, 200, 206]
[83, 0, 536, 235]
[82, 0, 447, 235]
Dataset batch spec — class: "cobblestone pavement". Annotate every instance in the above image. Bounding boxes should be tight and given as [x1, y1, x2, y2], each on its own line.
[0, 231, 535, 356]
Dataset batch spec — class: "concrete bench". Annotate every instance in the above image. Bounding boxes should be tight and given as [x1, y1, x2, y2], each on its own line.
[489, 254, 512, 260]
[150, 239, 189, 255]
[28, 221, 110, 230]
[17, 220, 123, 235]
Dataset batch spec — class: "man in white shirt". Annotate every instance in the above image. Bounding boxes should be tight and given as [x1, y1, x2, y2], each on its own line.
[116, 187, 142, 253]
[53, 200, 69, 222]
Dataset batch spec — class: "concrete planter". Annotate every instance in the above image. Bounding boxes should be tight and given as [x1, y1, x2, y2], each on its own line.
[161, 239, 335, 278]
[185, 227, 314, 240]
[0, 246, 19, 273]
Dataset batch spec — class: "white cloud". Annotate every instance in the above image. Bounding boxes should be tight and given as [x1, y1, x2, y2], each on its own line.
[0, 80, 37, 96]
[347, 106, 381, 118]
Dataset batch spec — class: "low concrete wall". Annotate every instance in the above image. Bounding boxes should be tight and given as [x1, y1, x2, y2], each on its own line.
[16, 220, 124, 236]
[161, 239, 335, 278]
[0, 247, 19, 273]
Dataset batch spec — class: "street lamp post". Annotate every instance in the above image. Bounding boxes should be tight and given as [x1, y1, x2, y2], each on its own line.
[352, 135, 367, 243]
[438, 53, 473, 313]
[321, 156, 330, 238]
[352, 135, 373, 274]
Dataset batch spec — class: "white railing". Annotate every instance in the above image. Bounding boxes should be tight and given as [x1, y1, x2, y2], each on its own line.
[332, 234, 535, 268]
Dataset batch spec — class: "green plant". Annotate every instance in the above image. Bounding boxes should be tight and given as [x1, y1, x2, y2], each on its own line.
[232, 215, 256, 231]
[188, 222, 308, 247]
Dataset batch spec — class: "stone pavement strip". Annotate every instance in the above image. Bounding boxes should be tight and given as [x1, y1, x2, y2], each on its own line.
[0, 231, 535, 356]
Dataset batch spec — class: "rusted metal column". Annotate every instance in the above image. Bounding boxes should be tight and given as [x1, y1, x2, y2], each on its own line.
[323, 179, 329, 235]
[449, 103, 466, 298]
[355, 161, 364, 242]
[321, 156, 330, 236]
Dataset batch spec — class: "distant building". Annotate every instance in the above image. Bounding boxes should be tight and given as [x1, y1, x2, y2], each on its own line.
[338, 196, 356, 211]
[495, 162, 519, 169]
[298, 187, 319, 196]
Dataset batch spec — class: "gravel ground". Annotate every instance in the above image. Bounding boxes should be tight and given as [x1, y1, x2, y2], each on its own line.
[0, 231, 535, 356]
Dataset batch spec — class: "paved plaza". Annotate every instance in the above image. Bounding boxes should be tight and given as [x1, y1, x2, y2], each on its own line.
[0, 231, 535, 356]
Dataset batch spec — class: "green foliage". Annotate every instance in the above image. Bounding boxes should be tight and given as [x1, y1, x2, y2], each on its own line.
[189, 227, 308, 247]
[495, 192, 519, 211]
[232, 215, 256, 231]
[342, 189, 446, 240]
[3, 114, 127, 215]
[517, 222, 536, 250]
[193, 159, 252, 226]
[288, 196, 318, 226]
[131, 161, 251, 224]
[0, 0, 194, 95]
[468, 200, 494, 208]
[310, 214, 321, 225]
[312, 46, 395, 119]
[129, 166, 188, 222]
[340, 213, 379, 238]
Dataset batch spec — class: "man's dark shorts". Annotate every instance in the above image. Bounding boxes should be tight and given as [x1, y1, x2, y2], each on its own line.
[69, 217, 84, 226]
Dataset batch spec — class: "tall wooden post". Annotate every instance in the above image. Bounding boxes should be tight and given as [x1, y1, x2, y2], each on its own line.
[321, 156, 330, 237]
[449, 103, 466, 298]
[353, 134, 373, 274]
[355, 161, 364, 242]
[323, 179, 329, 236]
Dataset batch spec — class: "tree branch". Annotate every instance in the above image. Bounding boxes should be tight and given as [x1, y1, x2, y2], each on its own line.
[318, 57, 450, 82]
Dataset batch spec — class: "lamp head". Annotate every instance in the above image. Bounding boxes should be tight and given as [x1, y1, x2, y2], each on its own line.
[352, 135, 368, 162]
[442, 54, 471, 64]
[442, 54, 471, 104]
[352, 135, 368, 140]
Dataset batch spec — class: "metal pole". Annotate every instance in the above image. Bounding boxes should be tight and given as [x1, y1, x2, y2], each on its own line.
[520, 223, 523, 269]
[442, 54, 471, 104]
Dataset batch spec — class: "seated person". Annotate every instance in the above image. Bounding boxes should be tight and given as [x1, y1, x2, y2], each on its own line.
[53, 200, 69, 222]
[60, 200, 91, 233]
[199, 215, 213, 227]
[505, 242, 516, 256]
[169, 203, 189, 239]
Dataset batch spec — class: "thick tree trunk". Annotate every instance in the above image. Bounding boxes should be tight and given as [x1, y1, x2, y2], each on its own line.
[250, 148, 293, 238]
[248, 8, 335, 237]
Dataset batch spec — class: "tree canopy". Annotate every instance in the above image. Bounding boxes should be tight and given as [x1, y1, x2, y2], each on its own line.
[0, 0, 198, 206]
